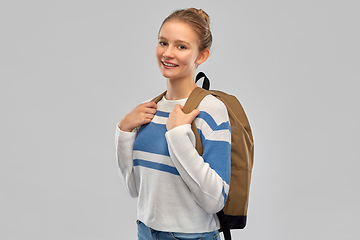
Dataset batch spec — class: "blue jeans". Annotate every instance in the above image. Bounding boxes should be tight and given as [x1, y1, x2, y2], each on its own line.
[137, 220, 220, 240]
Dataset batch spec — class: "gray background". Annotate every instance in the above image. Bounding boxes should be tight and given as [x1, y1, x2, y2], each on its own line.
[1, 0, 359, 239]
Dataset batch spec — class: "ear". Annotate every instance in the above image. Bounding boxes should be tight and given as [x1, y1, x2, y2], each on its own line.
[196, 48, 210, 66]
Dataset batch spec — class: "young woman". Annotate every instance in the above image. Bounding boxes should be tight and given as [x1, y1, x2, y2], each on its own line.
[116, 8, 231, 240]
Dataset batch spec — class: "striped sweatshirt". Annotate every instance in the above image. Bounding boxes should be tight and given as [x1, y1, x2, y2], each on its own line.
[116, 95, 231, 233]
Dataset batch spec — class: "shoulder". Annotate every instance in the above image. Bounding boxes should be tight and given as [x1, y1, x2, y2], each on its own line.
[197, 95, 228, 115]
[196, 94, 229, 125]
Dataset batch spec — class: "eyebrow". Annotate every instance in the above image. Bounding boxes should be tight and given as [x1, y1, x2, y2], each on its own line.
[158, 36, 191, 46]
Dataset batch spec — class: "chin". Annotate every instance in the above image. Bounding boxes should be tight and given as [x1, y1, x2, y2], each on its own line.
[159, 69, 179, 79]
[161, 73, 178, 80]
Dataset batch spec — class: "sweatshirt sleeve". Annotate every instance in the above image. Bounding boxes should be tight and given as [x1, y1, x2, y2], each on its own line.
[165, 102, 231, 214]
[115, 126, 138, 198]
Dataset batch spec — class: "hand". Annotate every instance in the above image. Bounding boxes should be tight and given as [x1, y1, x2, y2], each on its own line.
[166, 104, 200, 131]
[118, 101, 157, 132]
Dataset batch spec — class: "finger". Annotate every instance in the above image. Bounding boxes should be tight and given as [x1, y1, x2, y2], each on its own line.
[188, 109, 200, 120]
[146, 101, 158, 109]
[140, 114, 155, 125]
[170, 105, 180, 114]
[173, 104, 182, 111]
[145, 113, 155, 120]
[144, 107, 157, 115]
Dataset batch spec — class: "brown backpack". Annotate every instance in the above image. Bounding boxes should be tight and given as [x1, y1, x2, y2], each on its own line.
[151, 72, 254, 240]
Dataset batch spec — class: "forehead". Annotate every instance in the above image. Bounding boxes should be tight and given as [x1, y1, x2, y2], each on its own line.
[159, 20, 199, 44]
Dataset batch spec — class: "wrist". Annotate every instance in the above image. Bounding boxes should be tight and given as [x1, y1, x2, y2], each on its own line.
[118, 119, 133, 132]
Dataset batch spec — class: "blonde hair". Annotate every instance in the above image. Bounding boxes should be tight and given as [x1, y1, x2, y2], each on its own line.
[159, 8, 212, 52]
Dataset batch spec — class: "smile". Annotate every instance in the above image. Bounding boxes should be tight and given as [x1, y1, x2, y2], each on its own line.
[162, 61, 178, 67]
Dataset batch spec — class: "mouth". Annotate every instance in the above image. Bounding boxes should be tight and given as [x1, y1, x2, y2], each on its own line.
[161, 61, 179, 68]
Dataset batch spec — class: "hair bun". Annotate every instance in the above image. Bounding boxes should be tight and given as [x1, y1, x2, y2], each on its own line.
[191, 8, 210, 27]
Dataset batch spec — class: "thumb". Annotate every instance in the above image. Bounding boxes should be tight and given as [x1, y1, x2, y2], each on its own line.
[188, 109, 200, 121]
[174, 104, 183, 112]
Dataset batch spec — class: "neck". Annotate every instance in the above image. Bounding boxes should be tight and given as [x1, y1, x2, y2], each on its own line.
[165, 75, 197, 100]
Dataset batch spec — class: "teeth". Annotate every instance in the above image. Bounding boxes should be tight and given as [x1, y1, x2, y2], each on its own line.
[162, 61, 177, 67]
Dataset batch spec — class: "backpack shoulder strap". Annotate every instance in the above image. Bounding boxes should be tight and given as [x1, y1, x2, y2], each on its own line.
[183, 87, 210, 156]
[137, 91, 167, 132]
[151, 90, 167, 103]
[183, 87, 209, 113]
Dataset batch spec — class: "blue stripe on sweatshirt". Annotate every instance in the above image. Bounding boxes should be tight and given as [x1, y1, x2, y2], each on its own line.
[133, 122, 170, 157]
[133, 159, 179, 176]
[155, 110, 169, 118]
[198, 111, 231, 131]
[198, 129, 231, 185]
[222, 186, 228, 205]
[156, 110, 231, 132]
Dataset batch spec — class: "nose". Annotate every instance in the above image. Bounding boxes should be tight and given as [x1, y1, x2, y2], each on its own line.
[162, 46, 174, 59]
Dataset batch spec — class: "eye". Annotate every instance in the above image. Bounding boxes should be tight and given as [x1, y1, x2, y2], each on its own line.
[178, 45, 186, 50]
[159, 41, 167, 46]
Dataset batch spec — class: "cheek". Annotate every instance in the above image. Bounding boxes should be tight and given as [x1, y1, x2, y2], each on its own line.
[178, 52, 197, 65]
[155, 47, 162, 60]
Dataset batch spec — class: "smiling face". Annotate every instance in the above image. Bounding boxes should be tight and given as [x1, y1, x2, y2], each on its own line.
[156, 20, 208, 81]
